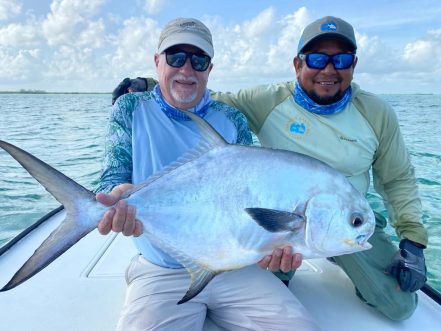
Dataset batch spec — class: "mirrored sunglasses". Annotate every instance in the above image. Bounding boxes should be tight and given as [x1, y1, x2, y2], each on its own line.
[165, 50, 211, 72]
[299, 52, 355, 70]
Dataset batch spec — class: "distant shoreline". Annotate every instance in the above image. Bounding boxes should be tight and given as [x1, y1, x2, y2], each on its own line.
[0, 91, 109, 94]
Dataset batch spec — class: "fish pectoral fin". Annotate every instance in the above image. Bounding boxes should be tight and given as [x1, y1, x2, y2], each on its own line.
[178, 267, 219, 305]
[245, 207, 305, 233]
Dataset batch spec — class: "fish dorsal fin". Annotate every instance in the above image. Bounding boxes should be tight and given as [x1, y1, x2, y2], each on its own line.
[141, 226, 219, 305]
[245, 207, 305, 233]
[121, 109, 228, 198]
[180, 108, 228, 149]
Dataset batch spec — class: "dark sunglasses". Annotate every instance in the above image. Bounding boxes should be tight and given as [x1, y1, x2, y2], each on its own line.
[165, 50, 211, 72]
[299, 52, 355, 70]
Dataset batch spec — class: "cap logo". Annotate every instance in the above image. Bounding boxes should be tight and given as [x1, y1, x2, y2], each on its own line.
[320, 20, 337, 32]
[180, 21, 196, 29]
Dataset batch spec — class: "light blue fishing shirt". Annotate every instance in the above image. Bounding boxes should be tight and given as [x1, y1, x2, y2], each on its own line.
[97, 87, 252, 268]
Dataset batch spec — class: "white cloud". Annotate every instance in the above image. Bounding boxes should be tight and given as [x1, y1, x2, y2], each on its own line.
[0, 48, 42, 80]
[48, 45, 96, 78]
[266, 7, 310, 74]
[242, 6, 275, 38]
[354, 33, 398, 74]
[77, 19, 106, 48]
[365, 28, 441, 74]
[403, 40, 432, 64]
[107, 17, 161, 78]
[402, 29, 441, 69]
[208, 7, 310, 90]
[42, 0, 105, 46]
[0, 0, 21, 20]
[353, 28, 441, 93]
[143, 0, 166, 14]
[0, 21, 41, 47]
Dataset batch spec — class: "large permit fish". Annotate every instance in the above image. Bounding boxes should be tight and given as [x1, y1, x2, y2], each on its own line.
[0, 109, 375, 304]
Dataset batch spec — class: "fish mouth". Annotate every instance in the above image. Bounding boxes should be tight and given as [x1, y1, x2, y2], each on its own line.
[343, 234, 372, 250]
[356, 234, 372, 250]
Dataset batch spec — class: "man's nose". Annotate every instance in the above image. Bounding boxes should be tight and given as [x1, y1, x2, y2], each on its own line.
[179, 58, 193, 73]
[321, 61, 337, 73]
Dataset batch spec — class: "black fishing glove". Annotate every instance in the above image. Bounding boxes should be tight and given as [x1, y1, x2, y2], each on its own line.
[129, 77, 148, 92]
[386, 239, 427, 292]
[111, 78, 131, 105]
[111, 77, 151, 105]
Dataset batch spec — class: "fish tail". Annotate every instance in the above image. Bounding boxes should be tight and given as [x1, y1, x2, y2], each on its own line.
[0, 140, 101, 291]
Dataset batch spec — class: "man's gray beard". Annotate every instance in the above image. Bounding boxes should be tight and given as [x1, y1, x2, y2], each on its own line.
[170, 89, 198, 105]
[169, 74, 198, 106]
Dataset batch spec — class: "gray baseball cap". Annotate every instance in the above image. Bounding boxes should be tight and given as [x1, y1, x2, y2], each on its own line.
[297, 16, 357, 54]
[157, 17, 214, 58]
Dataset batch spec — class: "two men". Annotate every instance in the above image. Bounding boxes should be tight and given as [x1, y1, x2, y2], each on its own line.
[106, 15, 428, 327]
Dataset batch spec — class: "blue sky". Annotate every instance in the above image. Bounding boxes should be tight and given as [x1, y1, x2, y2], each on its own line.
[1, 0, 440, 93]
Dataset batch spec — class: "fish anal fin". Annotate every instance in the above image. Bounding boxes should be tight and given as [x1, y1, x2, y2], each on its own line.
[178, 267, 218, 305]
[245, 207, 305, 233]
[139, 226, 220, 305]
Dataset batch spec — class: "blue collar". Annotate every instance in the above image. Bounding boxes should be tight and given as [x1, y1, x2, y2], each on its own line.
[293, 82, 352, 115]
[152, 84, 211, 121]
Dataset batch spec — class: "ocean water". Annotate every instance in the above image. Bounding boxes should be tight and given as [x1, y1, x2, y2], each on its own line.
[0, 93, 440, 292]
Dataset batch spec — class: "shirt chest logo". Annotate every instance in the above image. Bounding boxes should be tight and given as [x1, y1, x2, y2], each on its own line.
[285, 117, 311, 140]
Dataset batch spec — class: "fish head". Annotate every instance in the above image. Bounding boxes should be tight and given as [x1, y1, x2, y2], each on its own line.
[303, 193, 375, 257]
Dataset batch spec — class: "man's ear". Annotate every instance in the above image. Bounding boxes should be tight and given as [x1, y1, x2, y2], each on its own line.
[154, 53, 160, 68]
[352, 56, 358, 70]
[207, 63, 213, 75]
[293, 56, 301, 73]
[293, 56, 302, 80]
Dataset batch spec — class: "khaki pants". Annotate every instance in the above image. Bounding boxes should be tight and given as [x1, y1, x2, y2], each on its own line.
[117, 255, 320, 331]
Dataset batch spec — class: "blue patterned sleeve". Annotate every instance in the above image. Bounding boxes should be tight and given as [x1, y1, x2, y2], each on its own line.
[95, 94, 138, 193]
[212, 101, 253, 145]
[232, 110, 254, 145]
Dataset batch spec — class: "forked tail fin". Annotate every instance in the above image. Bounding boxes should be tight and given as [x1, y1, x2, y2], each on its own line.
[0, 140, 101, 291]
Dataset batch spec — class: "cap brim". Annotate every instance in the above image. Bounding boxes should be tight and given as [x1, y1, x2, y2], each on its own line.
[158, 32, 214, 58]
[299, 33, 356, 53]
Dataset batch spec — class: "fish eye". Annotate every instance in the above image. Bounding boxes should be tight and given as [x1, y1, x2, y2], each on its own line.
[351, 214, 364, 227]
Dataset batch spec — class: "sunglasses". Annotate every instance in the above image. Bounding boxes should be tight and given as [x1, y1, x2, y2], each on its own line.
[299, 52, 355, 70]
[165, 50, 211, 72]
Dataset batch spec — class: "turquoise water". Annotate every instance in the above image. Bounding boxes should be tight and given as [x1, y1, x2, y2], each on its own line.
[0, 93, 440, 292]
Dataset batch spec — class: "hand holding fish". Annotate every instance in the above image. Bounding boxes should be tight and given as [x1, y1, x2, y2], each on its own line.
[258, 246, 303, 273]
[96, 184, 143, 237]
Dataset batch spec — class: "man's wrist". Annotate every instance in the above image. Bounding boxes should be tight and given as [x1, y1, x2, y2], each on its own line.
[400, 239, 424, 252]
